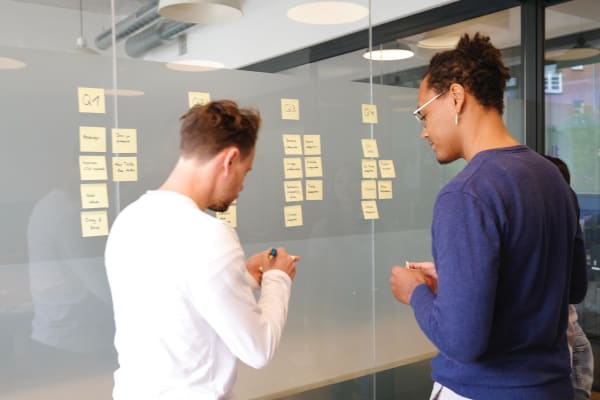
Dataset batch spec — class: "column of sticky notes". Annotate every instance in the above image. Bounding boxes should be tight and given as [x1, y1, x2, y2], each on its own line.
[360, 104, 397, 220]
[280, 98, 324, 228]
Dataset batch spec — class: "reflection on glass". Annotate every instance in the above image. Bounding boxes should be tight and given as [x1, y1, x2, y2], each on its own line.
[545, 4, 600, 391]
[24, 176, 116, 388]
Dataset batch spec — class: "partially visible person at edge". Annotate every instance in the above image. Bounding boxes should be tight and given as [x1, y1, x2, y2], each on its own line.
[544, 155, 594, 400]
[388, 33, 587, 400]
[105, 100, 298, 399]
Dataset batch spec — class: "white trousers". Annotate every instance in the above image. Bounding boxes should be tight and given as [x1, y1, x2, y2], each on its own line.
[429, 382, 471, 400]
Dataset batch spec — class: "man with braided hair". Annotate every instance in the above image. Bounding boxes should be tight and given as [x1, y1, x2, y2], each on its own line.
[105, 100, 298, 399]
[389, 33, 587, 399]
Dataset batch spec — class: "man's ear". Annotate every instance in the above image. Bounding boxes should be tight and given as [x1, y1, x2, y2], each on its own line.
[222, 147, 240, 175]
[450, 83, 465, 112]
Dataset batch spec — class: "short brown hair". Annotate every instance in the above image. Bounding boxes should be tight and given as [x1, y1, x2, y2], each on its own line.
[424, 33, 511, 114]
[179, 100, 261, 159]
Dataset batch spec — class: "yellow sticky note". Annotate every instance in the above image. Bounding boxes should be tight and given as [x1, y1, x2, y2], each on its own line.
[379, 160, 396, 178]
[361, 180, 377, 200]
[284, 180, 304, 202]
[361, 200, 379, 220]
[362, 159, 378, 179]
[361, 104, 378, 124]
[283, 158, 303, 179]
[282, 134, 303, 155]
[80, 183, 109, 209]
[305, 180, 323, 201]
[188, 91, 211, 108]
[303, 134, 321, 155]
[304, 156, 323, 178]
[361, 138, 379, 158]
[81, 210, 109, 237]
[378, 180, 393, 200]
[281, 98, 300, 120]
[216, 205, 237, 228]
[79, 155, 108, 181]
[78, 87, 106, 114]
[284, 205, 303, 228]
[112, 128, 137, 154]
[80, 126, 106, 153]
[112, 156, 138, 182]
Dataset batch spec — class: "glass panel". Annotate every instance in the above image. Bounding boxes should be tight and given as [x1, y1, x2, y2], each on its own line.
[0, 1, 117, 397]
[282, 5, 523, 399]
[0, 1, 522, 400]
[545, 0, 600, 392]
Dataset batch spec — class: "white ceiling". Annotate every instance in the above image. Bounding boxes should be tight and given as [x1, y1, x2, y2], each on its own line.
[3, 0, 457, 68]
[3, 0, 600, 75]
[17, 0, 155, 15]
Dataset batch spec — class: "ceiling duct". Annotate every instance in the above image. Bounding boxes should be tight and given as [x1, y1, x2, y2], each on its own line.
[95, 0, 161, 50]
[125, 20, 194, 58]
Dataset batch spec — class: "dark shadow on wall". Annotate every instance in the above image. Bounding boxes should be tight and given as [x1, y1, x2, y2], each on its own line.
[276, 359, 433, 400]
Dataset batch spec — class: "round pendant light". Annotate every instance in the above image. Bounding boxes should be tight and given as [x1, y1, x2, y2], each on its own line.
[158, 0, 242, 24]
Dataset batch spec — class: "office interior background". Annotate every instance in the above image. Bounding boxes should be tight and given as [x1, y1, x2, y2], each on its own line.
[0, 0, 599, 398]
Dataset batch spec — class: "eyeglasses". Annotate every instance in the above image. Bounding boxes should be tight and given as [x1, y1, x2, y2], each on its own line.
[412, 91, 445, 123]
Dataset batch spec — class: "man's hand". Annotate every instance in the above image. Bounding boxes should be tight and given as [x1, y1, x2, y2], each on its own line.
[247, 247, 299, 285]
[389, 266, 429, 304]
[406, 261, 438, 294]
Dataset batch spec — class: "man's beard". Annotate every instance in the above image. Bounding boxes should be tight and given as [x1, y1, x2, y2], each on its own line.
[208, 200, 232, 213]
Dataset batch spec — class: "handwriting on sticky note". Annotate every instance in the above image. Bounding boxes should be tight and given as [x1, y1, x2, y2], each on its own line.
[79, 156, 108, 181]
[284, 205, 303, 227]
[78, 87, 106, 114]
[361, 138, 379, 158]
[378, 180, 393, 200]
[281, 98, 300, 120]
[282, 134, 303, 155]
[112, 156, 138, 182]
[361, 200, 379, 220]
[80, 183, 109, 209]
[304, 157, 323, 178]
[112, 128, 137, 154]
[305, 180, 323, 201]
[379, 160, 396, 178]
[362, 159, 378, 179]
[361, 180, 377, 200]
[80, 126, 106, 153]
[284, 180, 304, 202]
[361, 104, 378, 124]
[283, 158, 303, 179]
[188, 92, 210, 108]
[303, 134, 321, 155]
[81, 210, 109, 237]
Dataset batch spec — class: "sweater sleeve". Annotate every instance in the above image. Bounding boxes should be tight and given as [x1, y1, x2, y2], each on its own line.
[411, 191, 500, 363]
[186, 223, 292, 369]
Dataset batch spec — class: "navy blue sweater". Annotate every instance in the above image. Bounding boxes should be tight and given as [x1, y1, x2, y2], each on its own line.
[411, 145, 587, 399]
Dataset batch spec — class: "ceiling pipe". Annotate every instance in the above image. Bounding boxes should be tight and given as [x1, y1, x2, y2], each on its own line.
[95, 0, 161, 50]
[125, 20, 195, 58]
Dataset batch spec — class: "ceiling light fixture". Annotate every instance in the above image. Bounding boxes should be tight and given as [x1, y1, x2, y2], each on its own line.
[74, 0, 99, 55]
[0, 56, 26, 70]
[287, 1, 368, 25]
[363, 41, 414, 61]
[545, 37, 600, 62]
[166, 59, 225, 72]
[158, 0, 242, 24]
[417, 35, 460, 50]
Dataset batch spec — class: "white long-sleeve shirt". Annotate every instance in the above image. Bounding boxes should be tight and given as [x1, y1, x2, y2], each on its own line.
[105, 190, 292, 400]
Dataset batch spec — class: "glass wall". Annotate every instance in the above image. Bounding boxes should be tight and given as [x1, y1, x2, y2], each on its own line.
[4, 0, 581, 399]
[545, 0, 600, 390]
